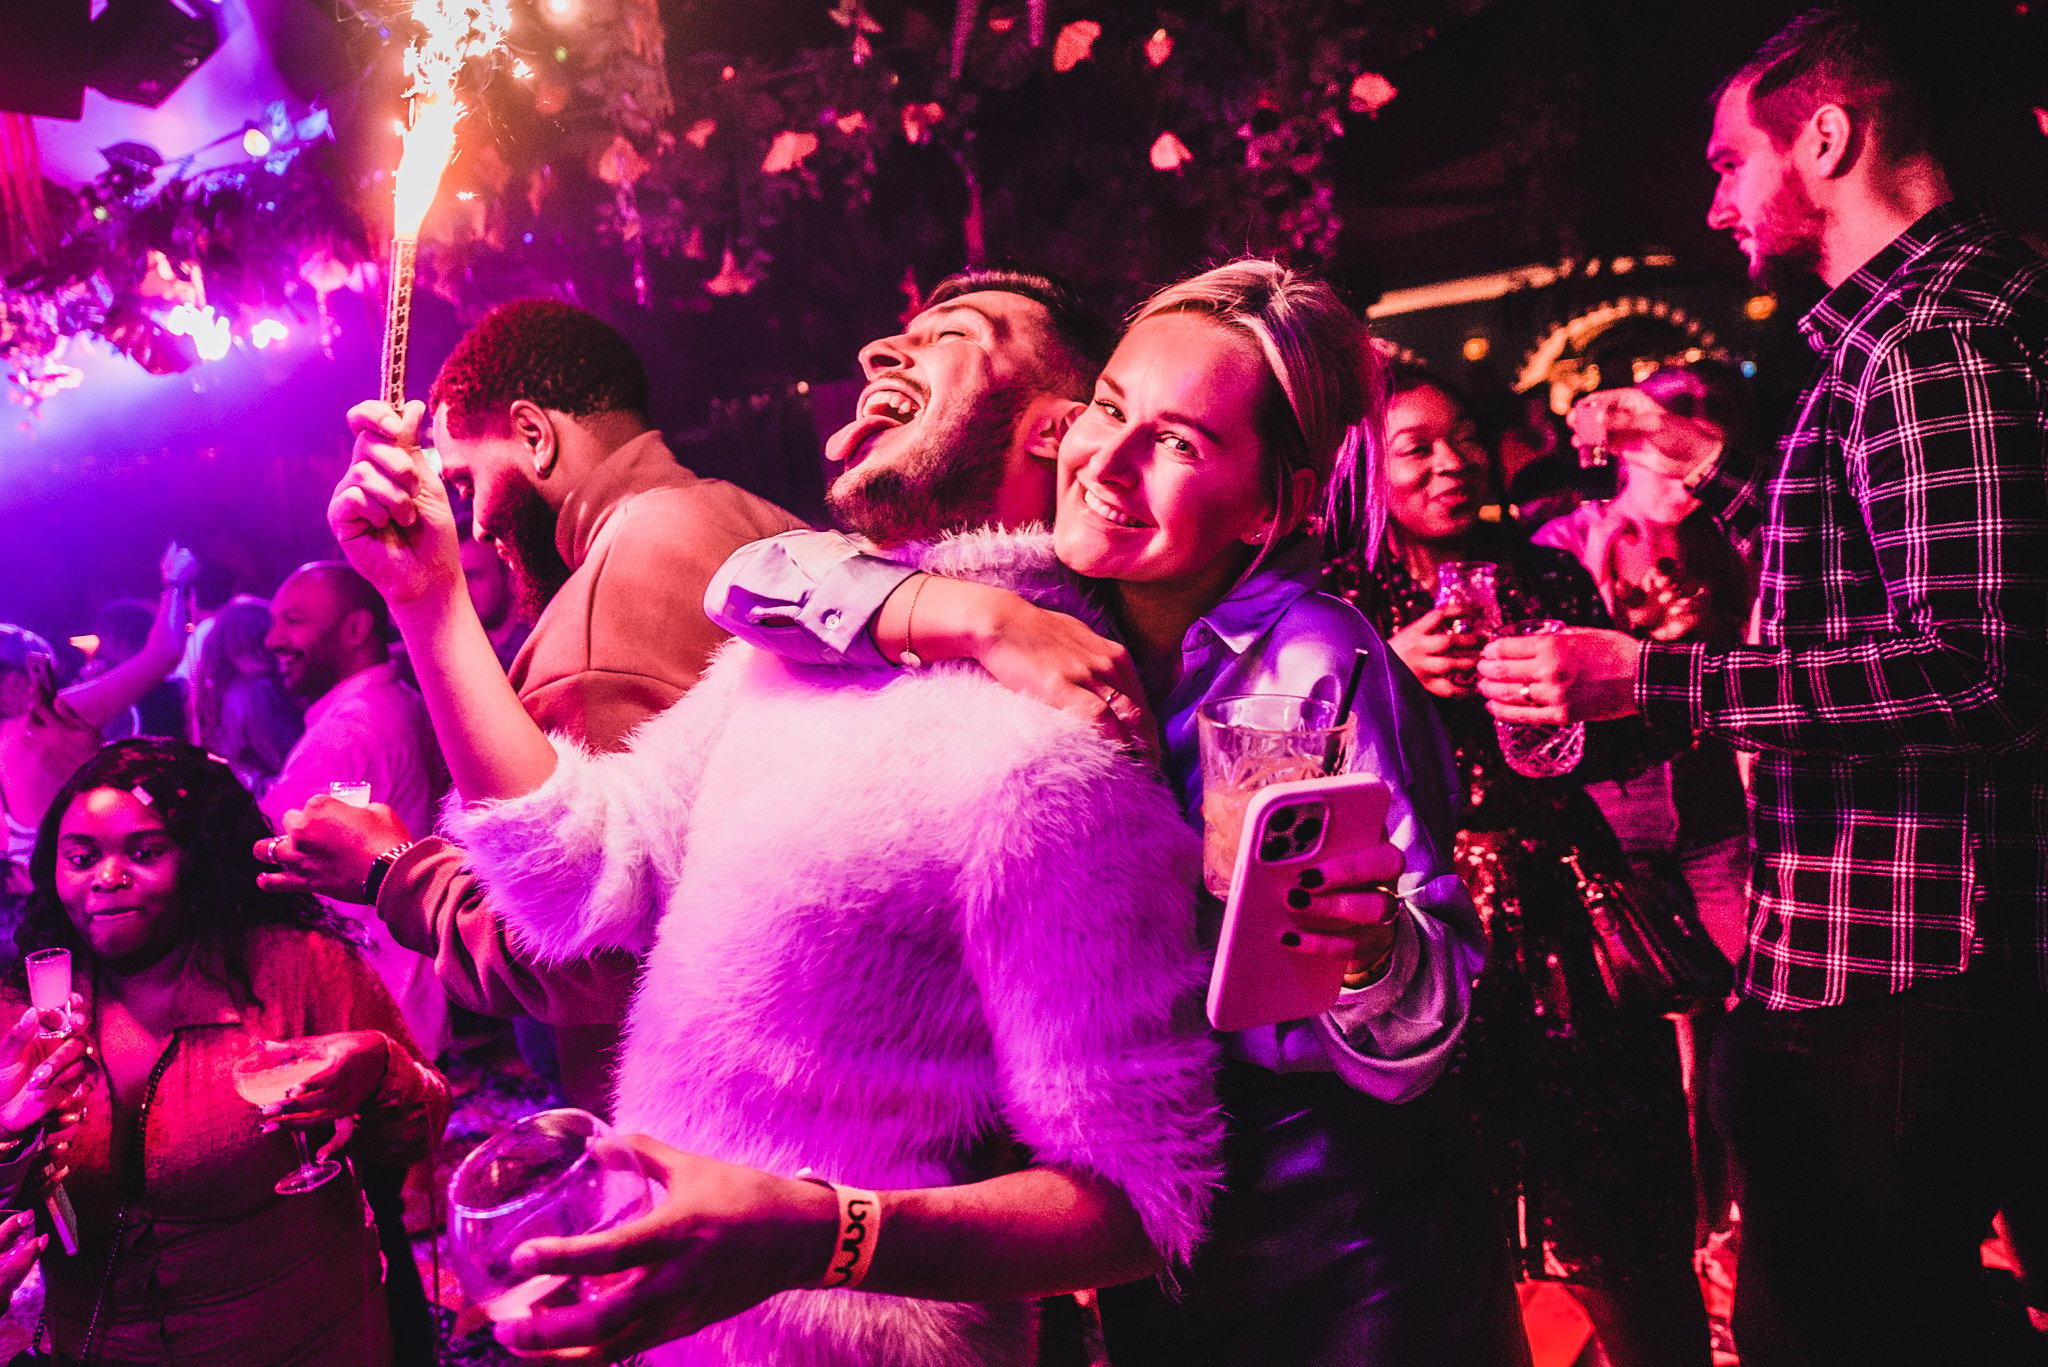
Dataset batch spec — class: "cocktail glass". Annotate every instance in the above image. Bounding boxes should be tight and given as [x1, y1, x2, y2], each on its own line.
[233, 1039, 344, 1194]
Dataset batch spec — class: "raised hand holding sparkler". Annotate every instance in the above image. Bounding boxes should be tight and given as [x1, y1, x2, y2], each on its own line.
[332, 400, 465, 607]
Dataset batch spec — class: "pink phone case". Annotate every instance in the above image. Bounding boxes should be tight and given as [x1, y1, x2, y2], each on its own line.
[1206, 774, 1392, 1033]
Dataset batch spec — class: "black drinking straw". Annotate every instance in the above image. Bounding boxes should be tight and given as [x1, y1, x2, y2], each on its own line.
[1323, 648, 1371, 774]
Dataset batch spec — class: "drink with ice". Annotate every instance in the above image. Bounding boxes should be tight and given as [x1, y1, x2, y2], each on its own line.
[449, 1108, 655, 1325]
[327, 781, 372, 808]
[1201, 756, 1327, 896]
[1197, 696, 1356, 896]
[26, 948, 71, 1038]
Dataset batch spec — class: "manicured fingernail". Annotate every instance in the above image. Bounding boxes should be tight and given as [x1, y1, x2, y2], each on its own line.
[258, 1123, 278, 1135]
[1280, 931, 1302, 948]
[1298, 868, 1326, 890]
[31, 1067, 50, 1085]
[1285, 888, 1311, 910]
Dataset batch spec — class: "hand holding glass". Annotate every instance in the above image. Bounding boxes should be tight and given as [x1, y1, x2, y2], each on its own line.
[447, 1108, 656, 1325]
[234, 1039, 344, 1194]
[1493, 619, 1587, 778]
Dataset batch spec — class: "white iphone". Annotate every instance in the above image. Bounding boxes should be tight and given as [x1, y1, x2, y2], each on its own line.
[1206, 774, 1392, 1033]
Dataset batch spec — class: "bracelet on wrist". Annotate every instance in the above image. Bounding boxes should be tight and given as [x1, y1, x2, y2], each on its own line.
[1342, 935, 1399, 990]
[898, 574, 931, 669]
[795, 1174, 882, 1289]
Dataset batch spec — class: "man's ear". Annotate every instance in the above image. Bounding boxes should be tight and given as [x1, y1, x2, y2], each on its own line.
[509, 400, 559, 478]
[1807, 103, 1857, 180]
[1024, 400, 1083, 464]
[338, 606, 376, 652]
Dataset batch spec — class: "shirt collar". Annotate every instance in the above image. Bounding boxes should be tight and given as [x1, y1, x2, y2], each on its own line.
[553, 431, 701, 569]
[82, 943, 246, 1033]
[305, 660, 398, 729]
[1188, 536, 1324, 658]
[1798, 199, 1979, 354]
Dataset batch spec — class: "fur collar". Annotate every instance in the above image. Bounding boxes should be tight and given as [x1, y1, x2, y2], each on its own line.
[895, 524, 1110, 633]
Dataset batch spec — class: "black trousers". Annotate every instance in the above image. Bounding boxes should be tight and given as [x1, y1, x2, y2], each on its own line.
[1098, 1063, 1529, 1367]
[1711, 975, 2048, 1367]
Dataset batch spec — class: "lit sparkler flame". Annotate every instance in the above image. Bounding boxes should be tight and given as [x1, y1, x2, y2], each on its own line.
[394, 0, 508, 239]
[393, 93, 463, 241]
[382, 0, 509, 406]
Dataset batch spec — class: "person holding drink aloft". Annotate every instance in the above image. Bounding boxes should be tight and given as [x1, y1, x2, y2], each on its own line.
[7, 738, 447, 1365]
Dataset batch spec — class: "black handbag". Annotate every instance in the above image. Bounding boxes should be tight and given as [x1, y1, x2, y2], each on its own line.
[1561, 847, 1730, 1013]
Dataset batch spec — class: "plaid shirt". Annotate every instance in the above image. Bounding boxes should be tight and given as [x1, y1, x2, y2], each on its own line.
[1637, 203, 2048, 1009]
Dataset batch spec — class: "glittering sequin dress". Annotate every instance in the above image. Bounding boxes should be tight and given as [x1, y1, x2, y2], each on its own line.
[1324, 526, 1698, 1288]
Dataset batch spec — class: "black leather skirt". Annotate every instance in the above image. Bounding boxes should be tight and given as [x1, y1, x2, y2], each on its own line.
[1099, 1062, 1531, 1367]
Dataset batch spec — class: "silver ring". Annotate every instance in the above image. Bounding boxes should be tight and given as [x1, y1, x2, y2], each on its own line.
[264, 837, 283, 865]
[1519, 683, 1534, 703]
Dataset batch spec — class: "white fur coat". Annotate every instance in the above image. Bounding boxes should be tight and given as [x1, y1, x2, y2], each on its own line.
[447, 528, 1220, 1367]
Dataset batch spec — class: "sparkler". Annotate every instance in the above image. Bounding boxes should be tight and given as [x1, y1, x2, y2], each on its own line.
[381, 0, 509, 407]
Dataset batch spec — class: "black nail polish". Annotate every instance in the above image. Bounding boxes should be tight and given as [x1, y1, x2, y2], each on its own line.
[1280, 931, 1302, 948]
[1298, 868, 1326, 890]
[1286, 888, 1311, 910]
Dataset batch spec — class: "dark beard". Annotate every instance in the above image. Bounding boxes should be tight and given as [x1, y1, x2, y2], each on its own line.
[1750, 171, 1826, 292]
[488, 486, 574, 618]
[828, 385, 1027, 545]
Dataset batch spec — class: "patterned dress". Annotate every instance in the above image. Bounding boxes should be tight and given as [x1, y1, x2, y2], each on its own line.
[1324, 525, 1698, 1287]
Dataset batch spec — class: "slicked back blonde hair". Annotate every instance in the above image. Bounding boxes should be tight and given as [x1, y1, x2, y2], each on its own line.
[1130, 259, 1386, 558]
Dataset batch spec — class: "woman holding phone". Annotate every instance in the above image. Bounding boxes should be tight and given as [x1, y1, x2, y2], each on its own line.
[706, 262, 1525, 1366]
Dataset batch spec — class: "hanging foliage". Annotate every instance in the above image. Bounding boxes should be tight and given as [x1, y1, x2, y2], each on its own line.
[3, 0, 1442, 411]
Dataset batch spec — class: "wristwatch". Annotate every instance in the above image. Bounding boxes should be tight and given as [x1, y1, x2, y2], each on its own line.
[362, 840, 422, 905]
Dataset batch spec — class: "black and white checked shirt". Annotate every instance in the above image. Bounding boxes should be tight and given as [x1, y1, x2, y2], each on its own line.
[1637, 203, 2048, 1009]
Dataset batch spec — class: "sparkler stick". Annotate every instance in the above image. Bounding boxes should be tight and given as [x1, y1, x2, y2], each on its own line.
[381, 0, 508, 408]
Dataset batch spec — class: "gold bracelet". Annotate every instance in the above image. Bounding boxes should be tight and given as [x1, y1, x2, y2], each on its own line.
[1342, 937, 1399, 990]
[899, 574, 931, 668]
